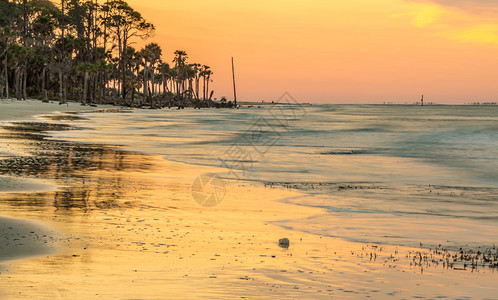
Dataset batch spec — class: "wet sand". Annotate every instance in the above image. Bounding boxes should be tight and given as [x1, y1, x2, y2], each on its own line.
[0, 216, 58, 263]
[0, 100, 114, 264]
[0, 101, 497, 299]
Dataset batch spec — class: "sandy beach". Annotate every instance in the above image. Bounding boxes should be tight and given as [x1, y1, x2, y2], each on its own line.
[0, 100, 497, 299]
[0, 100, 114, 265]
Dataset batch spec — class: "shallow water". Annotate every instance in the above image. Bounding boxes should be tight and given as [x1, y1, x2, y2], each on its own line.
[49, 104, 498, 250]
[0, 107, 497, 299]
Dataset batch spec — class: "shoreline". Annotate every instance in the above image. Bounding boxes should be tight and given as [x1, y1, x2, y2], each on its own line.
[0, 100, 497, 298]
[0, 99, 112, 123]
[0, 99, 116, 263]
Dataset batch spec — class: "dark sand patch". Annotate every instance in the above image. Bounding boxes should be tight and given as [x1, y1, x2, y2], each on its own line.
[0, 176, 56, 194]
[0, 216, 58, 262]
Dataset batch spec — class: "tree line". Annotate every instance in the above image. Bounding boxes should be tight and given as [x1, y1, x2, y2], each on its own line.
[0, 0, 232, 108]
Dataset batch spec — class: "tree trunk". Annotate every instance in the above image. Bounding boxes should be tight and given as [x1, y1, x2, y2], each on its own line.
[206, 76, 210, 101]
[116, 29, 122, 99]
[195, 77, 199, 100]
[94, 74, 99, 103]
[98, 72, 103, 103]
[203, 77, 206, 100]
[59, 69, 64, 104]
[23, 0, 27, 46]
[100, 71, 105, 102]
[42, 66, 48, 102]
[176, 78, 180, 100]
[189, 79, 194, 99]
[151, 66, 155, 96]
[22, 66, 27, 100]
[162, 74, 166, 95]
[143, 63, 148, 98]
[182, 80, 185, 99]
[4, 54, 8, 99]
[103, 1, 108, 53]
[161, 75, 165, 107]
[148, 85, 152, 107]
[14, 67, 20, 100]
[90, 75, 95, 104]
[63, 73, 68, 103]
[121, 37, 127, 101]
[82, 69, 89, 105]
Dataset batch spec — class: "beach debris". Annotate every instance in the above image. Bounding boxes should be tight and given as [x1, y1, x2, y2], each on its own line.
[355, 244, 498, 273]
[278, 238, 290, 248]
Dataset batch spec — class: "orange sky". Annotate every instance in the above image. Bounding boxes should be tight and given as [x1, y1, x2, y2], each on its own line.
[127, 0, 498, 104]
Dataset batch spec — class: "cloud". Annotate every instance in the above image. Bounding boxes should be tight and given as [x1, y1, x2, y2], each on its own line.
[425, 1, 498, 44]
[393, 3, 446, 28]
[410, 5, 443, 27]
[413, 0, 498, 16]
[398, 1, 498, 45]
[451, 24, 498, 44]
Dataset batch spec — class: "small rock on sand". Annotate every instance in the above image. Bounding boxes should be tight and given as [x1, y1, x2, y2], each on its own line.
[278, 238, 290, 248]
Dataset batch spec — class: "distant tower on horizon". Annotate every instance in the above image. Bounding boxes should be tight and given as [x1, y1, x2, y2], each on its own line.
[421, 94, 424, 106]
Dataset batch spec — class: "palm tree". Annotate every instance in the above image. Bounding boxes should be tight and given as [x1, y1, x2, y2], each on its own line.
[126, 46, 142, 106]
[156, 62, 169, 107]
[95, 57, 110, 103]
[200, 65, 212, 101]
[144, 43, 161, 96]
[205, 68, 213, 100]
[10, 45, 32, 100]
[173, 50, 187, 101]
[192, 63, 201, 100]
[168, 67, 177, 96]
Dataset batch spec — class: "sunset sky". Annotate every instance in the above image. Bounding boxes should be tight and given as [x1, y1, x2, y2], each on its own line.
[127, 0, 498, 104]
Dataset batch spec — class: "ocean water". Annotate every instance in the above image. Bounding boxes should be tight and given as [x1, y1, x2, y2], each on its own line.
[50, 104, 498, 250]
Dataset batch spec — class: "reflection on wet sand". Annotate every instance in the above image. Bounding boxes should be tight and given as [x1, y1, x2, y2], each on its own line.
[0, 121, 155, 212]
[0, 117, 497, 299]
